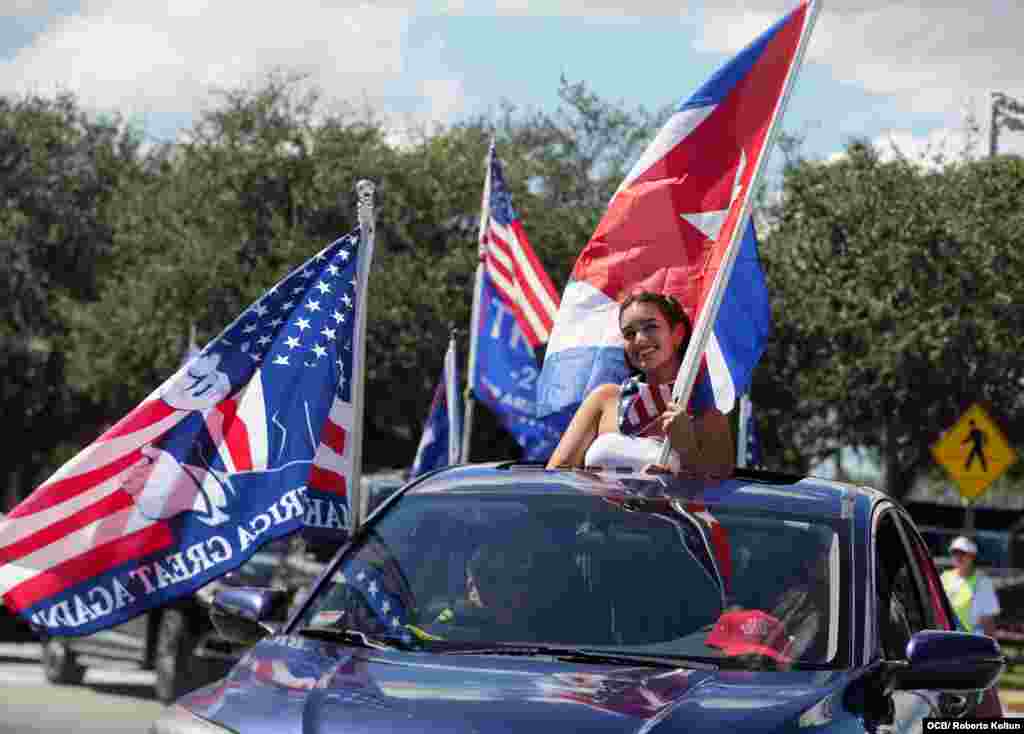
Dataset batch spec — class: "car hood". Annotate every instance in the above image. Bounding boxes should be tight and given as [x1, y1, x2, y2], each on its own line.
[176, 635, 849, 734]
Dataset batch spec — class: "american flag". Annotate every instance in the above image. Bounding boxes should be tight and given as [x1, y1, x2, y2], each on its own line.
[479, 140, 560, 350]
[0, 228, 368, 635]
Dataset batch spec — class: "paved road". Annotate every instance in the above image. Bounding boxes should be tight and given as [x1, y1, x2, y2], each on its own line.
[0, 643, 168, 734]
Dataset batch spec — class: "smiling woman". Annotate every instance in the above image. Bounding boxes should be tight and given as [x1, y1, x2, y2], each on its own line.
[545, 290, 735, 478]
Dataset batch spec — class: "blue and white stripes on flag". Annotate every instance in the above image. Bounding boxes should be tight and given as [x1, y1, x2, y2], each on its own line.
[411, 334, 462, 477]
[536, 3, 814, 428]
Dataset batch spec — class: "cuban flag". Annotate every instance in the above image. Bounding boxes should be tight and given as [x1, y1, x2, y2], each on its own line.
[469, 142, 562, 461]
[0, 227, 371, 636]
[537, 2, 817, 427]
[410, 334, 462, 478]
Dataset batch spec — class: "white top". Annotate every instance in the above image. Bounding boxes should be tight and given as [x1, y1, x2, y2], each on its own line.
[583, 432, 681, 473]
[942, 570, 1001, 627]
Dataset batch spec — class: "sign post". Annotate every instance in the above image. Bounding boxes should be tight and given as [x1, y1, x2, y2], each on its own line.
[931, 403, 1018, 520]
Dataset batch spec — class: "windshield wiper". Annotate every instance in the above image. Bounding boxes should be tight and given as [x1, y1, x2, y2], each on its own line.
[296, 625, 410, 651]
[437, 643, 717, 670]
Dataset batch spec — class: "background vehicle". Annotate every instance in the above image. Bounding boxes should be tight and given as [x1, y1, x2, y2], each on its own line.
[153, 463, 1004, 733]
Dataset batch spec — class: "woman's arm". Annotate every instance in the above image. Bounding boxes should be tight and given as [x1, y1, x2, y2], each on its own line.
[662, 405, 735, 478]
[545, 384, 619, 469]
[694, 408, 735, 478]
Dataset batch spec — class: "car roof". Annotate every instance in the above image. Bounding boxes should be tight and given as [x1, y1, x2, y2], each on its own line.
[403, 462, 885, 520]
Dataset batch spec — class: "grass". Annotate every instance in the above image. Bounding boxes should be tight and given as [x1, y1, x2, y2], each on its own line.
[1002, 670, 1024, 690]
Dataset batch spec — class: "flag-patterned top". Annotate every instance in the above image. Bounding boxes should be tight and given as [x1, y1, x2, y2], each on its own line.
[617, 374, 714, 437]
[0, 229, 365, 635]
[480, 144, 560, 349]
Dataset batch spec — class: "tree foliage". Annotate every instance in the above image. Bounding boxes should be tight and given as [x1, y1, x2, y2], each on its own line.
[4, 76, 1024, 507]
[0, 94, 143, 506]
[757, 142, 1024, 499]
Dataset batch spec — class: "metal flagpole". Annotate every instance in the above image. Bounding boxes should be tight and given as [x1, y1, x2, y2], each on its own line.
[736, 394, 751, 468]
[659, 0, 821, 465]
[352, 179, 378, 529]
[445, 328, 462, 466]
[461, 137, 494, 463]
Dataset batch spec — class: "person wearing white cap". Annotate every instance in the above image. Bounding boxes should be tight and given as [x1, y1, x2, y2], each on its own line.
[941, 535, 1000, 636]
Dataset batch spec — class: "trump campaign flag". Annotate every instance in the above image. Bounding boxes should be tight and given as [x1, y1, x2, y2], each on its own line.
[411, 332, 462, 478]
[463, 141, 562, 461]
[0, 183, 379, 636]
[537, 2, 818, 429]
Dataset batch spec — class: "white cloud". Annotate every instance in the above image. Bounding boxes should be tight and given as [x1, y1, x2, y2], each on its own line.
[419, 78, 466, 126]
[0, 1, 414, 129]
[1, 0, 64, 18]
[694, 2, 1024, 120]
[824, 126, 974, 169]
[433, 1, 1024, 127]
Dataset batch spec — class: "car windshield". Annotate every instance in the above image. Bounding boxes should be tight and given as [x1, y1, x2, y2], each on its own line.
[296, 490, 844, 669]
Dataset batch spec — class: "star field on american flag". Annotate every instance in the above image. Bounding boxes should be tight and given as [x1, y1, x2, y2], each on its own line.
[210, 232, 359, 406]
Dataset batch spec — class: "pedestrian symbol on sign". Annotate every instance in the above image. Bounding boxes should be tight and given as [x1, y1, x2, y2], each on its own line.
[962, 419, 988, 472]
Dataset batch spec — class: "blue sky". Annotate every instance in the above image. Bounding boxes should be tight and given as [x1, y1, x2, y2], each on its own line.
[2, 1, 1022, 165]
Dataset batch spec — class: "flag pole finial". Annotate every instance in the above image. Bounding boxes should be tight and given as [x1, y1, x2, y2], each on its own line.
[356, 179, 376, 234]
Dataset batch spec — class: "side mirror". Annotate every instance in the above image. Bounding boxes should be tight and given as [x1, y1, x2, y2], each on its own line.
[890, 630, 1005, 692]
[210, 586, 291, 646]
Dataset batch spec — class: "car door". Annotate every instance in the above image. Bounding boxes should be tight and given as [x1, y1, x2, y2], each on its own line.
[899, 514, 1000, 719]
[872, 505, 940, 732]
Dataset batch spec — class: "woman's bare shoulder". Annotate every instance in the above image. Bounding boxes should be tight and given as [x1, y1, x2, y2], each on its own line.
[591, 383, 622, 399]
[581, 382, 621, 409]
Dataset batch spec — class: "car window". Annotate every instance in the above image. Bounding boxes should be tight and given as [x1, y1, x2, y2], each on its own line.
[906, 527, 953, 631]
[875, 511, 930, 660]
[295, 492, 845, 670]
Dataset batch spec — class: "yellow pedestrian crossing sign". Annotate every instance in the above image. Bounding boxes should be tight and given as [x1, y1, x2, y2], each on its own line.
[931, 403, 1018, 501]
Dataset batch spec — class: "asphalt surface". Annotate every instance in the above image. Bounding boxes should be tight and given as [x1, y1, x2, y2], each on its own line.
[0, 643, 168, 733]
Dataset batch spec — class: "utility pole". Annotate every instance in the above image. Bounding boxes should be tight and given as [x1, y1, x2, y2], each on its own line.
[990, 91, 1024, 158]
[989, 92, 1000, 158]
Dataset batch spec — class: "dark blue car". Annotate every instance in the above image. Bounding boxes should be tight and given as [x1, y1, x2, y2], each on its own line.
[151, 463, 1004, 733]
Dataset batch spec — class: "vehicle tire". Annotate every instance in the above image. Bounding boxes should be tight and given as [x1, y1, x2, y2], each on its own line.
[42, 639, 85, 685]
[153, 609, 197, 704]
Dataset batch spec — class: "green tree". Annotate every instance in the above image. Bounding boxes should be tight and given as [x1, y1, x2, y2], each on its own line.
[0, 93, 144, 508]
[757, 141, 1024, 499]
